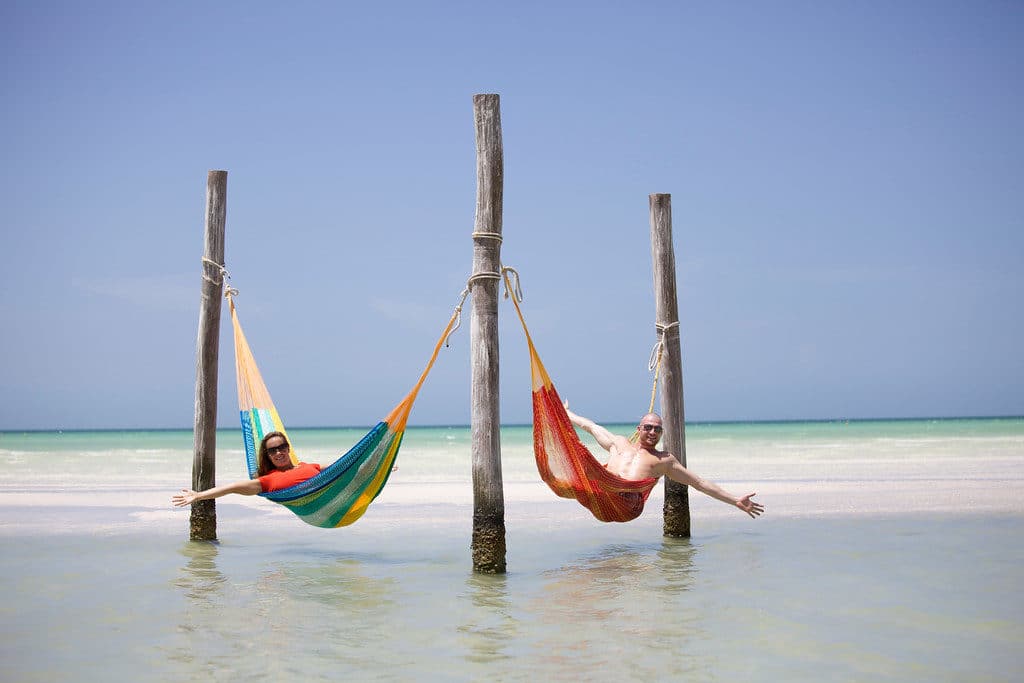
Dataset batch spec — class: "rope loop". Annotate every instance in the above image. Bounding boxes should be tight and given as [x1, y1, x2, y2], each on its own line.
[500, 265, 523, 302]
[445, 286, 472, 347]
[647, 340, 663, 373]
[647, 321, 679, 371]
[201, 257, 239, 298]
[451, 269, 505, 345]
[466, 271, 502, 289]
[471, 231, 503, 243]
[201, 257, 227, 283]
[642, 320, 680, 414]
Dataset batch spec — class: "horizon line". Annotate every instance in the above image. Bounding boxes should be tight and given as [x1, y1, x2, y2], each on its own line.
[3, 414, 1022, 434]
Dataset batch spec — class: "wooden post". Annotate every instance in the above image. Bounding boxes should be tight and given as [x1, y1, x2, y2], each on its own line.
[470, 94, 507, 573]
[649, 193, 691, 537]
[190, 170, 227, 541]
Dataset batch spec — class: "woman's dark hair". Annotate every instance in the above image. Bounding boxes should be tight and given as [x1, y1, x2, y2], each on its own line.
[256, 431, 291, 477]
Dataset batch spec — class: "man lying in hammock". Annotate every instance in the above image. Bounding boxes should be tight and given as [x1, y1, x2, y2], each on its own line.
[563, 402, 764, 519]
[172, 432, 321, 506]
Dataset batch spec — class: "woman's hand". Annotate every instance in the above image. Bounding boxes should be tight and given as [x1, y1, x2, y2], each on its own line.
[172, 489, 200, 507]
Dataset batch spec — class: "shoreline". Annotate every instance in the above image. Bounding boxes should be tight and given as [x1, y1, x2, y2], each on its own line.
[2, 477, 1022, 539]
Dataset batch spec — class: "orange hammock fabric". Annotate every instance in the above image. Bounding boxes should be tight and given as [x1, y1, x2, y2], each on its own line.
[505, 272, 658, 523]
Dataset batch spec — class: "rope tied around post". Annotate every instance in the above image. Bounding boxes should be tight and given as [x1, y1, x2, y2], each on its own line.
[645, 320, 679, 415]
[447, 269, 501, 347]
[201, 257, 239, 299]
[471, 231, 504, 244]
[200, 257, 227, 285]
[648, 322, 680, 371]
[466, 271, 503, 287]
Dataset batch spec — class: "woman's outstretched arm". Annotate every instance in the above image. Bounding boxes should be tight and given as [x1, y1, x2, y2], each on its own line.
[172, 479, 261, 506]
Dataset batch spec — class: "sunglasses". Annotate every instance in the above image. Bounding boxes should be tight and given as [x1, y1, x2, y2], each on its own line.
[267, 443, 290, 455]
[639, 424, 663, 433]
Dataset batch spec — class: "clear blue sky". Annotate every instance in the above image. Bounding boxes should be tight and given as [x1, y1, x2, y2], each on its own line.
[2, 1, 1021, 430]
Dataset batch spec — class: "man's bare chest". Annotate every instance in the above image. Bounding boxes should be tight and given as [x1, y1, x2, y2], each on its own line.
[612, 448, 666, 479]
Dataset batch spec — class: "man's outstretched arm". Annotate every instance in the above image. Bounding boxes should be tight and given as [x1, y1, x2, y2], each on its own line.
[562, 401, 622, 453]
[662, 458, 764, 518]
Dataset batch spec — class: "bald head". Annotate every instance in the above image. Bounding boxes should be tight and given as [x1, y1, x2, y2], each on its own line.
[636, 413, 664, 442]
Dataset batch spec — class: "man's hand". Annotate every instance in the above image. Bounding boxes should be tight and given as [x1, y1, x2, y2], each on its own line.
[736, 493, 764, 518]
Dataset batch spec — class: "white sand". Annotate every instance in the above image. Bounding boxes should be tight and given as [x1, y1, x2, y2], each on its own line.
[1, 473, 1021, 539]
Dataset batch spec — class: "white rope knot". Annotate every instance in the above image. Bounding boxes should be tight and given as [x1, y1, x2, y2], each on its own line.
[201, 257, 226, 282]
[500, 265, 523, 302]
[201, 257, 233, 290]
[655, 321, 680, 335]
[201, 257, 239, 298]
[648, 322, 679, 371]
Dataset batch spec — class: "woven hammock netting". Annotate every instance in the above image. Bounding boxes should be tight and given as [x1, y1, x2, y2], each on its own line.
[505, 271, 658, 523]
[229, 293, 458, 528]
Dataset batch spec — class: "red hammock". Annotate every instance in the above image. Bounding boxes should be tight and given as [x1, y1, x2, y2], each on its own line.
[506, 271, 658, 523]
[533, 379, 657, 522]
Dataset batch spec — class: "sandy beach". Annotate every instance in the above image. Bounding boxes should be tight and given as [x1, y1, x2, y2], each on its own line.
[2, 468, 1020, 536]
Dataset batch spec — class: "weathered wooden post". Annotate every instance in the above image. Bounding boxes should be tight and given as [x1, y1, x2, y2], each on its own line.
[469, 93, 507, 573]
[649, 193, 690, 537]
[190, 170, 227, 541]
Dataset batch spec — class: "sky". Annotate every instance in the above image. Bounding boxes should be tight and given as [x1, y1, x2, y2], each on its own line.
[2, 1, 1021, 430]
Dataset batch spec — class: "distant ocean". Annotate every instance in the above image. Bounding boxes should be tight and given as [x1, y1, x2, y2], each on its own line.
[1, 417, 1022, 681]
[3, 416, 1022, 489]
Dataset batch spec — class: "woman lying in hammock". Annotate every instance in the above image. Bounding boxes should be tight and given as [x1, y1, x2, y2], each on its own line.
[564, 402, 764, 519]
[172, 432, 321, 506]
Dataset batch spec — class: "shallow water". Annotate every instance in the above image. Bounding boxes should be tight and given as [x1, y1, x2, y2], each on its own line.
[1, 419, 1022, 681]
[1, 505, 1022, 682]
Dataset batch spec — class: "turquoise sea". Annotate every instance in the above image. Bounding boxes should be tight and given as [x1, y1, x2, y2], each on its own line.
[1, 418, 1022, 681]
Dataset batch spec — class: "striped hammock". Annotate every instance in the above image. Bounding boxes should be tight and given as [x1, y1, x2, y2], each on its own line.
[504, 271, 658, 523]
[229, 294, 457, 528]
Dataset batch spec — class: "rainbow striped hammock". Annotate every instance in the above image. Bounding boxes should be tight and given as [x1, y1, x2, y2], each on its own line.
[228, 293, 458, 528]
[503, 271, 658, 523]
